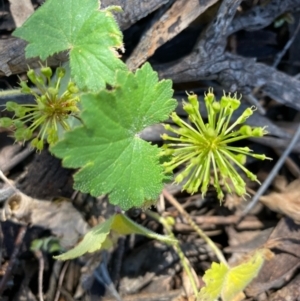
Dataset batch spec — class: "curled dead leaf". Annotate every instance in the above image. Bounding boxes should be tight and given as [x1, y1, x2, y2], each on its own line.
[1, 191, 89, 248]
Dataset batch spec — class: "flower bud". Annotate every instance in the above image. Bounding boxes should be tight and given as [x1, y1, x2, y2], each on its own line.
[164, 124, 172, 131]
[252, 127, 265, 137]
[27, 69, 38, 84]
[31, 138, 44, 151]
[14, 127, 28, 141]
[67, 81, 79, 94]
[23, 128, 33, 140]
[239, 125, 252, 136]
[187, 93, 199, 109]
[47, 127, 59, 145]
[246, 170, 258, 182]
[41, 67, 53, 78]
[161, 133, 169, 140]
[230, 96, 241, 110]
[56, 67, 66, 78]
[212, 101, 221, 113]
[160, 148, 175, 156]
[13, 120, 24, 129]
[48, 87, 58, 97]
[238, 107, 254, 123]
[15, 106, 27, 118]
[36, 75, 45, 85]
[171, 112, 183, 126]
[206, 127, 216, 138]
[235, 154, 246, 165]
[220, 95, 231, 108]
[6, 101, 19, 112]
[175, 173, 184, 183]
[183, 103, 194, 115]
[165, 216, 175, 226]
[0, 117, 13, 127]
[20, 81, 32, 94]
[204, 88, 214, 104]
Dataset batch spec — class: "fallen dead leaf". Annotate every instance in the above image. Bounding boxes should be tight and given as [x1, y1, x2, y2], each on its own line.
[246, 217, 300, 297]
[259, 178, 300, 224]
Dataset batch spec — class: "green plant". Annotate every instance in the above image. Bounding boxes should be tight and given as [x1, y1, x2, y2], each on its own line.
[161, 90, 271, 200]
[0, 0, 271, 299]
[1, 67, 80, 150]
[198, 248, 273, 301]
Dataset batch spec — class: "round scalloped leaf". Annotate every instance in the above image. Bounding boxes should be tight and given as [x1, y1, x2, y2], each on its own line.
[13, 0, 126, 91]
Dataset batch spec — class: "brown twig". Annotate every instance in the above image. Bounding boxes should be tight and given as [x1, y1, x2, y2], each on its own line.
[0, 225, 27, 295]
[162, 189, 227, 266]
[0, 223, 3, 270]
[54, 261, 70, 301]
[34, 250, 45, 301]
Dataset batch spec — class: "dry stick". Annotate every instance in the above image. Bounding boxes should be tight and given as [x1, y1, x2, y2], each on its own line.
[54, 261, 70, 301]
[273, 20, 300, 68]
[1, 146, 34, 173]
[242, 123, 300, 217]
[34, 250, 45, 301]
[94, 255, 123, 301]
[46, 261, 63, 301]
[273, 148, 300, 178]
[0, 169, 17, 192]
[0, 223, 3, 270]
[0, 225, 27, 295]
[162, 189, 228, 266]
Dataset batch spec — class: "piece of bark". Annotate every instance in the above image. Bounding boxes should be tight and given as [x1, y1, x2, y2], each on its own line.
[0, 38, 68, 77]
[268, 273, 300, 301]
[154, 0, 300, 111]
[102, 0, 171, 31]
[228, 0, 300, 35]
[8, 0, 34, 28]
[0, 0, 170, 77]
[245, 217, 300, 297]
[127, 0, 218, 70]
[17, 148, 73, 199]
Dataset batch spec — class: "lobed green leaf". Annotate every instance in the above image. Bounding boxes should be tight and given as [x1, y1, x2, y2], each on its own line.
[55, 213, 176, 260]
[51, 63, 176, 210]
[198, 248, 273, 301]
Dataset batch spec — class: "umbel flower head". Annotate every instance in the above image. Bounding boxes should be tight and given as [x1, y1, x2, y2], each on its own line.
[0, 67, 80, 151]
[161, 89, 271, 200]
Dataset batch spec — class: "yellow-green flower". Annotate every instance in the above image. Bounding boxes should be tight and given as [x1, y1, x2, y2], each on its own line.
[161, 89, 271, 200]
[0, 67, 80, 150]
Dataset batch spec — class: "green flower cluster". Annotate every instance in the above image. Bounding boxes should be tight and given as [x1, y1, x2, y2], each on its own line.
[161, 89, 271, 200]
[0, 67, 80, 150]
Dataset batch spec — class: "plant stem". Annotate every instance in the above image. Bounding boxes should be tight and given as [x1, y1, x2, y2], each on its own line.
[146, 210, 199, 297]
[162, 189, 228, 267]
[0, 89, 22, 98]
